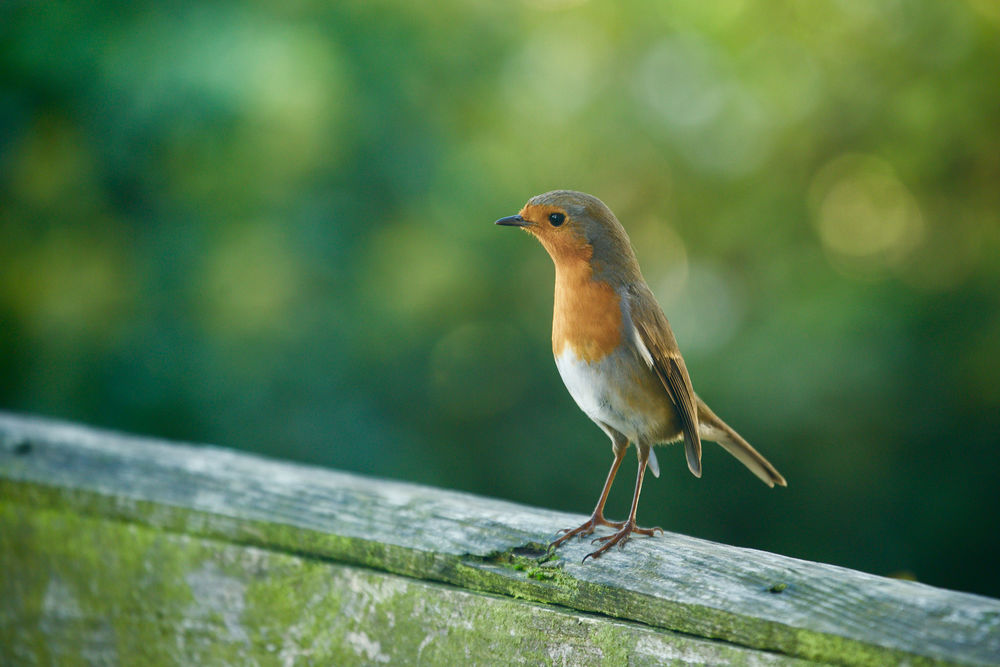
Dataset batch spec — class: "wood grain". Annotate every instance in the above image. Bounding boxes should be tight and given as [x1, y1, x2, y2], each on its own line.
[1, 413, 998, 665]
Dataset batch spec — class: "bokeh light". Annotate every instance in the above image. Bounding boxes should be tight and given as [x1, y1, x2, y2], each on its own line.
[2, 0, 999, 599]
[810, 153, 925, 277]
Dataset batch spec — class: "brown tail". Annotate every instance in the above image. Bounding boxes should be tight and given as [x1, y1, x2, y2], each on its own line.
[696, 396, 787, 488]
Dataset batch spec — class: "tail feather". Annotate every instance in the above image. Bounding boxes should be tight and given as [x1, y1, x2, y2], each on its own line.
[696, 397, 787, 488]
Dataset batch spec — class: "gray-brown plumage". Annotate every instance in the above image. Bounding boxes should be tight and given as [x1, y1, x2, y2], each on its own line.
[496, 190, 785, 560]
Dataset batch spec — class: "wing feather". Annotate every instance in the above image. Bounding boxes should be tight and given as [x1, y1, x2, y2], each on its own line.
[628, 285, 702, 477]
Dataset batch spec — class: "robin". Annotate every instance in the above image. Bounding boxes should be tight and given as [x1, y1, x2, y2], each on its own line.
[496, 190, 786, 561]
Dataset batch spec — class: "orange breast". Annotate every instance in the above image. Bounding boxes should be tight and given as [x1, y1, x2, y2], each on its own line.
[552, 258, 623, 363]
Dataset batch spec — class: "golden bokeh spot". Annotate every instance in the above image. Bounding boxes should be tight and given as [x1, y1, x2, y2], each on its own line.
[364, 221, 478, 323]
[2, 226, 133, 343]
[965, 0, 1000, 22]
[7, 115, 102, 211]
[809, 154, 925, 275]
[197, 223, 301, 336]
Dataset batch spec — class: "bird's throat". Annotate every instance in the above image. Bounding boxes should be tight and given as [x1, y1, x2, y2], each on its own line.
[552, 260, 623, 363]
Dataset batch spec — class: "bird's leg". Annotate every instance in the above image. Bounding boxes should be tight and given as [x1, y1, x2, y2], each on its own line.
[549, 445, 628, 551]
[584, 444, 663, 562]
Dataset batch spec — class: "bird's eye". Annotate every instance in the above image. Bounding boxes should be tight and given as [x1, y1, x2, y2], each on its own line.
[548, 212, 565, 226]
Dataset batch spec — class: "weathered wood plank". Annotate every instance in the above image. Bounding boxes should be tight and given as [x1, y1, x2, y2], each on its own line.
[1, 413, 998, 665]
[0, 503, 805, 665]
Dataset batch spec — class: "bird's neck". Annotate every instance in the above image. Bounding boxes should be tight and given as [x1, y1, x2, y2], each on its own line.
[552, 258, 623, 363]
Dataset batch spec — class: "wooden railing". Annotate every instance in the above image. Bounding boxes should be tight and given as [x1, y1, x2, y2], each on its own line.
[1, 413, 997, 665]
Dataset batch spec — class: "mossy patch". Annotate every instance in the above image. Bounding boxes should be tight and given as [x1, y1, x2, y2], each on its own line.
[1, 500, 814, 665]
[4, 419, 990, 667]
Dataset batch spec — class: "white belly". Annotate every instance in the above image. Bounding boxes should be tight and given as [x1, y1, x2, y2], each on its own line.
[554, 346, 671, 444]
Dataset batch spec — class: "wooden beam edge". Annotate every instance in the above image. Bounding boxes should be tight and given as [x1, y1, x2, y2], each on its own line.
[1, 413, 998, 665]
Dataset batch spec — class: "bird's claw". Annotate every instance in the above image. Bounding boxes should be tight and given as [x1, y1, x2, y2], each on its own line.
[579, 520, 662, 561]
[549, 513, 625, 551]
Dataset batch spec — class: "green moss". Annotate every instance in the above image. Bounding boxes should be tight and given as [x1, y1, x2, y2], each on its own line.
[0, 479, 960, 665]
[1, 500, 816, 665]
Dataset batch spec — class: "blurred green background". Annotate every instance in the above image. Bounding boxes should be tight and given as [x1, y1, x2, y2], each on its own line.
[2, 1, 999, 597]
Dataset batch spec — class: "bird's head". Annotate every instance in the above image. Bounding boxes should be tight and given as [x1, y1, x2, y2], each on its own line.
[496, 190, 640, 282]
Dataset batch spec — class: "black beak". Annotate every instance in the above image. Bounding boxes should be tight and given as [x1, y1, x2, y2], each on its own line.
[495, 214, 530, 227]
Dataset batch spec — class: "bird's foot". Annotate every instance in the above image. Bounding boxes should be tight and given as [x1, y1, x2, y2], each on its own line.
[549, 513, 625, 551]
[582, 520, 663, 562]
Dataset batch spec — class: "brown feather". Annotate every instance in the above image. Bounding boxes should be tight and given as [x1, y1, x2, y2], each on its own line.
[697, 397, 787, 487]
[506, 189, 785, 488]
[628, 283, 703, 477]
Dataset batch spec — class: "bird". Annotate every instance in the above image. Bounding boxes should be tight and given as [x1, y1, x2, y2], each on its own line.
[495, 190, 786, 561]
